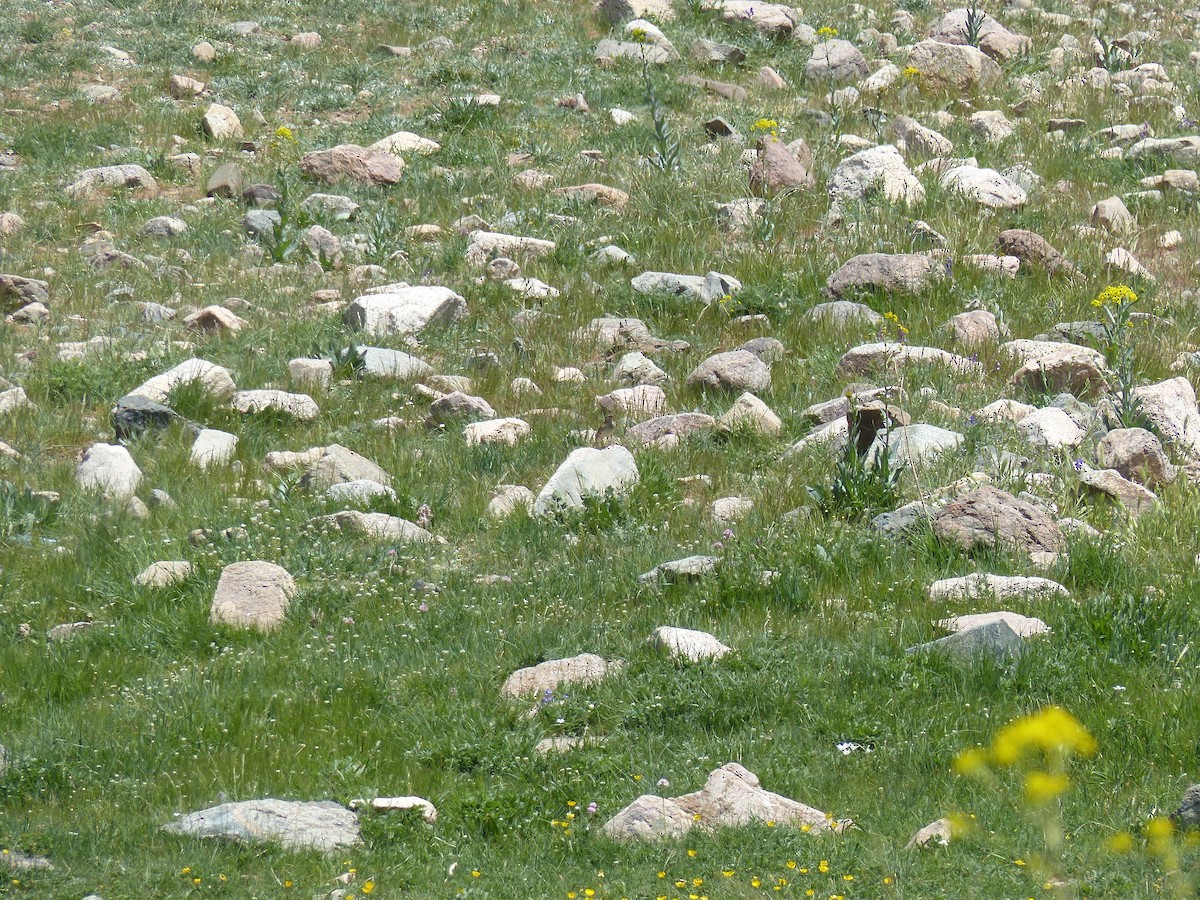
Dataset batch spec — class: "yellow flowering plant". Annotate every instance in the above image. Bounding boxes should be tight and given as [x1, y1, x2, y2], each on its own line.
[1092, 284, 1142, 427]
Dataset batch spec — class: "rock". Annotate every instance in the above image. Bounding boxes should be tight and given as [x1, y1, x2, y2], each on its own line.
[143, 215, 188, 238]
[299, 145, 404, 186]
[937, 611, 1050, 638]
[192, 41, 217, 61]
[134, 561, 194, 588]
[190, 429, 238, 469]
[712, 496, 753, 521]
[933, 486, 1064, 555]
[1079, 468, 1158, 515]
[501, 653, 624, 697]
[291, 31, 322, 48]
[348, 796, 437, 822]
[836, 342, 978, 378]
[614, 351, 669, 386]
[168, 74, 206, 98]
[110, 394, 179, 440]
[1091, 196, 1135, 233]
[534, 446, 639, 515]
[637, 555, 719, 584]
[892, 115, 954, 157]
[65, 164, 157, 198]
[488, 484, 535, 518]
[969, 110, 1015, 142]
[907, 619, 1027, 663]
[718, 392, 781, 436]
[930, 573, 1069, 602]
[1132, 377, 1200, 459]
[465, 417, 530, 446]
[596, 386, 666, 420]
[314, 510, 431, 542]
[805, 39, 868, 82]
[76, 443, 141, 500]
[1097, 428, 1175, 487]
[691, 37, 746, 64]
[370, 131, 440, 157]
[907, 817, 952, 849]
[602, 763, 847, 841]
[708, 0, 797, 35]
[552, 183, 630, 210]
[201, 104, 242, 140]
[344, 285, 467, 337]
[650, 626, 731, 661]
[210, 561, 296, 630]
[1172, 785, 1200, 828]
[184, 305, 248, 333]
[676, 75, 747, 103]
[301, 193, 360, 221]
[626, 413, 715, 447]
[686, 350, 770, 392]
[465, 231, 556, 265]
[803, 300, 883, 327]
[941, 165, 1027, 208]
[0, 275, 48, 312]
[945, 309, 1000, 346]
[631, 270, 742, 304]
[577, 317, 690, 354]
[929, 8, 1030, 60]
[1004, 340, 1110, 397]
[1018, 407, 1084, 450]
[206, 162, 244, 198]
[996, 229, 1074, 276]
[826, 253, 946, 298]
[289, 358, 333, 392]
[129, 359, 236, 404]
[871, 423, 963, 468]
[162, 799, 359, 850]
[1127, 136, 1200, 166]
[428, 391, 495, 426]
[749, 137, 814, 196]
[0, 386, 32, 416]
[231, 390, 319, 422]
[299, 445, 392, 491]
[595, 0, 675, 22]
[906, 40, 1002, 92]
[595, 39, 674, 64]
[974, 398, 1038, 423]
[361, 347, 432, 380]
[828, 145, 924, 210]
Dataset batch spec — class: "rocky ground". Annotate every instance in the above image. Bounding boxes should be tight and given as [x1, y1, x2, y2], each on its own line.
[3, 0, 1200, 897]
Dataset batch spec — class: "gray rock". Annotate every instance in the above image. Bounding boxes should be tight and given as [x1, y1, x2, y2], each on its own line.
[892, 116, 953, 157]
[143, 215, 188, 238]
[805, 39, 868, 82]
[243, 209, 281, 237]
[299, 145, 404, 186]
[1004, 340, 1110, 397]
[692, 38, 745, 64]
[129, 359, 236, 405]
[803, 300, 883, 327]
[836, 342, 978, 379]
[937, 611, 1050, 638]
[206, 162, 243, 198]
[210, 561, 296, 630]
[625, 413, 715, 447]
[907, 817, 952, 849]
[231, 390, 319, 422]
[323, 479, 396, 505]
[614, 351, 669, 386]
[313, 510, 432, 542]
[1133, 377, 1200, 460]
[928, 573, 1069, 602]
[828, 145, 924, 210]
[112, 394, 181, 440]
[686, 350, 770, 392]
[345, 285, 467, 337]
[940, 165, 1027, 208]
[65, 164, 157, 198]
[534, 446, 639, 515]
[906, 619, 1026, 663]
[1079, 468, 1158, 515]
[201, 104, 242, 140]
[871, 424, 963, 468]
[905, 40, 1001, 92]
[638, 555, 719, 585]
[162, 799, 359, 850]
[996, 229, 1074, 276]
[928, 8, 1030, 60]
[428, 391, 496, 425]
[302, 193, 360, 221]
[190, 429, 238, 469]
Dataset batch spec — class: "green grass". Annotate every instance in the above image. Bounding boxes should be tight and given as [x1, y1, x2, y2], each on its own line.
[1, 0, 1199, 896]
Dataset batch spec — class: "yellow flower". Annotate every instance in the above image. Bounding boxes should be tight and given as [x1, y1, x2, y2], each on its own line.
[630, 26, 648, 43]
[585, 890, 596, 897]
[902, 66, 921, 78]
[751, 876, 762, 888]
[722, 870, 735, 877]
[687, 849, 697, 857]
[751, 118, 779, 132]
[362, 880, 375, 894]
[1105, 831, 1134, 853]
[843, 874, 855, 881]
[990, 706, 1096, 766]
[657, 872, 666, 879]
[786, 860, 797, 870]
[1093, 285, 1138, 308]
[1024, 771, 1070, 805]
[954, 747, 989, 777]
[471, 869, 481, 878]
[693, 877, 703, 886]
[568, 892, 577, 899]
[181, 867, 191, 875]
[883, 876, 894, 885]
[676, 880, 687, 889]
[284, 881, 293, 889]
[1014, 859, 1026, 867]
[818, 860, 829, 873]
[816, 26, 839, 37]
[274, 125, 298, 143]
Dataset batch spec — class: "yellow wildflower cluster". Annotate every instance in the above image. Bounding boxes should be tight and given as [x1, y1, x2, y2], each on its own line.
[882, 311, 909, 336]
[901, 66, 921, 78]
[1092, 284, 1138, 308]
[955, 706, 1096, 777]
[816, 26, 839, 38]
[751, 118, 780, 139]
[274, 125, 297, 143]
[630, 26, 648, 43]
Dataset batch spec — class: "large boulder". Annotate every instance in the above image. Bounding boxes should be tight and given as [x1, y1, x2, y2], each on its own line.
[933, 486, 1064, 556]
[940, 165, 1027, 208]
[1096, 427, 1176, 487]
[162, 799, 360, 851]
[534, 446, 639, 515]
[128, 359, 236, 404]
[906, 40, 1001, 92]
[0, 274, 49, 312]
[65, 164, 157, 198]
[1003, 340, 1110, 397]
[828, 145, 924, 209]
[1127, 136, 1200, 166]
[1132, 377, 1200, 460]
[928, 8, 1031, 60]
[686, 350, 771, 392]
[805, 39, 868, 82]
[502, 653, 624, 697]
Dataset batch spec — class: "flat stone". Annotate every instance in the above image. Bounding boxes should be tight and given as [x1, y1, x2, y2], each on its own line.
[162, 799, 359, 851]
[231, 390, 319, 422]
[465, 417, 531, 446]
[937, 611, 1050, 638]
[134, 561, 194, 588]
[130, 359, 236, 404]
[534, 446, 639, 515]
[929, 573, 1069, 602]
[933, 486, 1065, 555]
[649, 626, 731, 661]
[907, 817, 952, 849]
[312, 510, 431, 542]
[1079, 468, 1158, 515]
[201, 104, 242, 140]
[1017, 407, 1084, 449]
[298, 444, 391, 491]
[826, 253, 947, 298]
[626, 413, 715, 447]
[299, 145, 404, 186]
[65, 164, 157, 198]
[488, 484, 535, 518]
[906, 39, 1001, 92]
[836, 342, 978, 379]
[906, 619, 1026, 663]
[1097, 427, 1175, 487]
[638, 555, 719, 585]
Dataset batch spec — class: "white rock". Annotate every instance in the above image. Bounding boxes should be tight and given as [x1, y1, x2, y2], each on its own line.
[940, 165, 1027, 208]
[1017, 407, 1084, 449]
[464, 417, 531, 446]
[649, 626, 731, 661]
[928, 573, 1070, 601]
[190, 428, 238, 468]
[134, 560, 194, 588]
[76, 443, 141, 500]
[231, 390, 319, 422]
[938, 611, 1050, 638]
[344, 285, 467, 337]
[210, 561, 296, 631]
[533, 446, 639, 515]
[129, 359, 236, 404]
